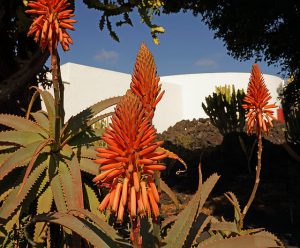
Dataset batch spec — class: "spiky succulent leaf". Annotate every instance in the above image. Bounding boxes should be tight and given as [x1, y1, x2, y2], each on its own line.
[67, 208, 128, 246]
[163, 172, 220, 248]
[61, 145, 84, 208]
[38, 89, 56, 137]
[0, 161, 47, 219]
[0, 141, 49, 181]
[160, 178, 179, 210]
[19, 139, 51, 194]
[197, 231, 283, 248]
[191, 215, 213, 247]
[224, 191, 243, 229]
[25, 212, 123, 248]
[0, 130, 44, 146]
[0, 168, 23, 204]
[75, 146, 97, 159]
[61, 96, 121, 142]
[83, 183, 104, 218]
[0, 114, 48, 136]
[210, 221, 238, 234]
[79, 157, 99, 176]
[48, 155, 68, 213]
[31, 111, 49, 131]
[68, 129, 102, 147]
[34, 186, 53, 243]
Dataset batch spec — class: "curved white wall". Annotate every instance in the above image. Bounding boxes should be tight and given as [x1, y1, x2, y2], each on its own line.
[161, 73, 283, 123]
[53, 63, 283, 132]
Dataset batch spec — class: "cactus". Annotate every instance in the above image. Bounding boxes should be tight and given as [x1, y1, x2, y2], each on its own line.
[202, 85, 245, 135]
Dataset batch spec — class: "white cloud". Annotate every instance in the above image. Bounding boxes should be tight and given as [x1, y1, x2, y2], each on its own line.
[195, 58, 218, 67]
[94, 49, 119, 63]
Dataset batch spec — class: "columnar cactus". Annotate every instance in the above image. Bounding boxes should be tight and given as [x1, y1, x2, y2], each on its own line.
[202, 84, 245, 135]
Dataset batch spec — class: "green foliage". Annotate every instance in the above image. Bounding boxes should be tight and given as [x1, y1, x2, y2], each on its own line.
[83, 0, 165, 44]
[0, 89, 122, 246]
[202, 85, 245, 135]
[282, 79, 300, 145]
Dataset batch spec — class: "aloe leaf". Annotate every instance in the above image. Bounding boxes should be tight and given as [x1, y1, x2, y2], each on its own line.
[60, 145, 84, 208]
[0, 130, 44, 146]
[4, 209, 21, 233]
[62, 112, 113, 147]
[199, 173, 220, 212]
[25, 212, 120, 248]
[163, 172, 220, 248]
[31, 111, 49, 131]
[49, 155, 67, 213]
[224, 191, 243, 228]
[0, 114, 48, 136]
[75, 145, 97, 159]
[67, 208, 127, 245]
[0, 161, 47, 219]
[79, 157, 99, 176]
[197, 231, 283, 248]
[192, 215, 213, 247]
[57, 159, 78, 210]
[210, 221, 238, 233]
[39, 90, 55, 138]
[19, 139, 51, 194]
[34, 186, 53, 243]
[68, 129, 102, 147]
[0, 168, 24, 204]
[160, 178, 179, 210]
[0, 140, 49, 181]
[62, 97, 121, 141]
[83, 183, 103, 218]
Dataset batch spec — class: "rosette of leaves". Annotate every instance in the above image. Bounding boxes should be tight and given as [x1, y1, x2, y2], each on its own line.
[0, 88, 124, 246]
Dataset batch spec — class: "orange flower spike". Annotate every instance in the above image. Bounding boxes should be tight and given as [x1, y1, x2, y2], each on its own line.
[98, 193, 111, 212]
[94, 45, 167, 221]
[112, 182, 123, 213]
[117, 202, 125, 223]
[130, 43, 165, 118]
[140, 181, 149, 211]
[242, 64, 277, 135]
[147, 188, 159, 218]
[148, 179, 160, 202]
[130, 186, 137, 218]
[121, 177, 129, 206]
[26, 0, 76, 53]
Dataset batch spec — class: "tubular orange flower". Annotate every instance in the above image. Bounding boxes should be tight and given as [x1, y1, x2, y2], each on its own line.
[242, 64, 277, 135]
[25, 0, 76, 54]
[93, 91, 165, 221]
[130, 43, 165, 119]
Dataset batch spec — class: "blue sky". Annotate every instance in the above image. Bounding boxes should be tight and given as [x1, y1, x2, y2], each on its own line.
[58, 1, 281, 77]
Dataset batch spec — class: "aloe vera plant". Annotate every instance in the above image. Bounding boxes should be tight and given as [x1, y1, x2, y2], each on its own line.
[0, 0, 124, 246]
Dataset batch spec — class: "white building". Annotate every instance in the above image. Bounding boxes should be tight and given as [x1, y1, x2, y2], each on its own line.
[59, 62, 283, 133]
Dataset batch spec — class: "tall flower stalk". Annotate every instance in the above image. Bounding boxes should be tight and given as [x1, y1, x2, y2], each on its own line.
[26, 0, 76, 150]
[241, 64, 277, 219]
[93, 44, 166, 247]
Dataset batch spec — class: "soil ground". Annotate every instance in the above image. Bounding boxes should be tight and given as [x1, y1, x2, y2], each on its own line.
[157, 118, 300, 247]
